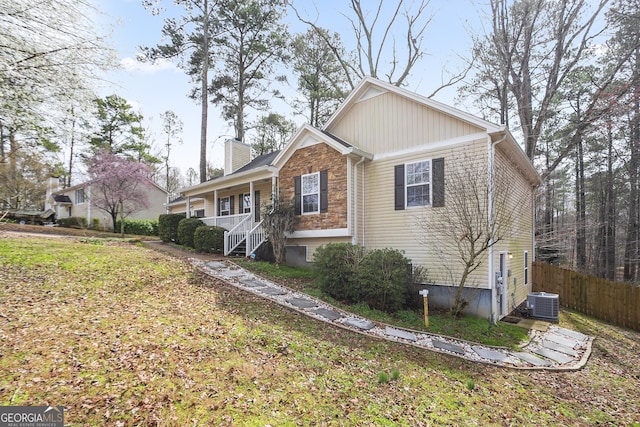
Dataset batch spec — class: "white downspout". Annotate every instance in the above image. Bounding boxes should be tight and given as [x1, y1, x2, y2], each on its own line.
[488, 133, 507, 324]
[353, 156, 366, 245]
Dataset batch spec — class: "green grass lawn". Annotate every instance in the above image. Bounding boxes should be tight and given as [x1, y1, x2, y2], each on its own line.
[1, 235, 639, 426]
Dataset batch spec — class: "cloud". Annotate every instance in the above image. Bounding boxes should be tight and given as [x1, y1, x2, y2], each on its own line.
[120, 57, 176, 73]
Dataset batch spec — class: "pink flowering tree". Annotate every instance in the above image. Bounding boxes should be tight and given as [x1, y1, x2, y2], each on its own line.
[87, 150, 152, 235]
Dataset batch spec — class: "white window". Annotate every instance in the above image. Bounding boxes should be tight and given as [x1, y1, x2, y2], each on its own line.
[406, 160, 431, 207]
[242, 193, 251, 214]
[302, 172, 320, 214]
[220, 197, 230, 216]
[75, 189, 85, 205]
[524, 251, 529, 285]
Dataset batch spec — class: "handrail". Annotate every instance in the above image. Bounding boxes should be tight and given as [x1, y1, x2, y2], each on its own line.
[246, 220, 266, 256]
[224, 214, 253, 255]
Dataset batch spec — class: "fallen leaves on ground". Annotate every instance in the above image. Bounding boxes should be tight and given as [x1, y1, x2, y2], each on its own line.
[0, 234, 639, 426]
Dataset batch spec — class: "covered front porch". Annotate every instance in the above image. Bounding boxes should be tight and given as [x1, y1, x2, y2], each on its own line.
[183, 176, 276, 257]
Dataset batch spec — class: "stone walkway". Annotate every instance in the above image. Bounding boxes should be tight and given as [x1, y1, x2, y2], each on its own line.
[193, 259, 593, 371]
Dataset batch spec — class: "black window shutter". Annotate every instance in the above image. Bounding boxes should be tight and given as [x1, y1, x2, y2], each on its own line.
[254, 191, 260, 222]
[320, 170, 328, 213]
[294, 176, 301, 215]
[432, 157, 445, 207]
[217, 198, 220, 216]
[230, 195, 235, 215]
[394, 164, 405, 210]
[238, 193, 243, 213]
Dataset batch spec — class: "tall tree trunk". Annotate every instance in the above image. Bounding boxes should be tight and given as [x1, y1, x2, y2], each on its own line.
[199, 0, 209, 183]
[605, 124, 616, 280]
[624, 104, 639, 281]
[575, 133, 587, 271]
[67, 109, 76, 188]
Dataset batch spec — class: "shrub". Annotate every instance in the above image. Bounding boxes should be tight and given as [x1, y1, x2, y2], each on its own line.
[194, 226, 225, 253]
[177, 218, 205, 248]
[90, 218, 101, 230]
[314, 244, 412, 313]
[357, 248, 411, 313]
[56, 217, 87, 228]
[158, 213, 185, 243]
[313, 243, 366, 303]
[115, 219, 159, 236]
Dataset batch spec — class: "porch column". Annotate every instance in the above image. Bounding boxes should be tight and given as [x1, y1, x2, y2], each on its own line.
[249, 181, 254, 220]
[271, 176, 277, 199]
[213, 190, 218, 221]
[186, 196, 191, 218]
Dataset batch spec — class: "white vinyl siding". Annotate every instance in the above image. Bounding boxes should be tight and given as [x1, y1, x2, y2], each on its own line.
[326, 90, 484, 154]
[364, 139, 490, 288]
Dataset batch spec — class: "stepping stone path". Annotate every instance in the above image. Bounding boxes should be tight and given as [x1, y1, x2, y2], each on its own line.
[287, 298, 318, 309]
[314, 308, 343, 321]
[343, 319, 375, 331]
[385, 327, 418, 342]
[432, 339, 466, 355]
[512, 351, 553, 367]
[192, 259, 594, 370]
[472, 346, 509, 363]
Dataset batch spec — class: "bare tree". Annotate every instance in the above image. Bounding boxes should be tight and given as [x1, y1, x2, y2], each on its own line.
[261, 190, 295, 266]
[292, 0, 469, 91]
[160, 110, 183, 193]
[416, 150, 529, 317]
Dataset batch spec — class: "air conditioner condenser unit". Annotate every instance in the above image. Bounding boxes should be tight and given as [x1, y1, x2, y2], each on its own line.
[526, 292, 559, 322]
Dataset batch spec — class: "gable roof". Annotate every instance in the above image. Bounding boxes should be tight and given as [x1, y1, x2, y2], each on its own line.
[231, 150, 280, 174]
[272, 124, 372, 169]
[324, 77, 504, 134]
[323, 77, 540, 186]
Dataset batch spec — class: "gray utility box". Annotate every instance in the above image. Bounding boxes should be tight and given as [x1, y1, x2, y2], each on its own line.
[526, 292, 559, 322]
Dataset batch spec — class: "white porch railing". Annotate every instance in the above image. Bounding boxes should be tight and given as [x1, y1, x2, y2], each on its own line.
[201, 213, 248, 230]
[223, 217, 267, 256]
[246, 220, 266, 256]
[223, 214, 252, 255]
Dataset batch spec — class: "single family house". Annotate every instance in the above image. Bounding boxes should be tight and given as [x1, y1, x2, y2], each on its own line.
[175, 77, 540, 321]
[46, 176, 168, 231]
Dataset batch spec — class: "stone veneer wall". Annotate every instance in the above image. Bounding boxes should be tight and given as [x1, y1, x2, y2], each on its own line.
[279, 143, 348, 230]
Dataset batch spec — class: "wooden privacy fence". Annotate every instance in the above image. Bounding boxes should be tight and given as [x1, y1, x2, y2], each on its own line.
[532, 262, 640, 332]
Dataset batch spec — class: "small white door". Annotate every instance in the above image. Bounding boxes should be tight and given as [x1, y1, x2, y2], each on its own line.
[498, 252, 507, 317]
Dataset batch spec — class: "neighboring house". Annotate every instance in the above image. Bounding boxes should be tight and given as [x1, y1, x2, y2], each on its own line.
[45, 177, 168, 230]
[177, 77, 540, 321]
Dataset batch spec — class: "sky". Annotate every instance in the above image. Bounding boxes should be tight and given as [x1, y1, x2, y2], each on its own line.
[96, 0, 483, 177]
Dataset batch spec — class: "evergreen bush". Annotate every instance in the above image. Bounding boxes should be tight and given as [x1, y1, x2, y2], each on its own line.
[194, 225, 226, 253]
[177, 217, 205, 248]
[357, 248, 411, 313]
[313, 243, 413, 313]
[56, 217, 87, 228]
[313, 243, 366, 303]
[158, 213, 185, 243]
[115, 219, 159, 236]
